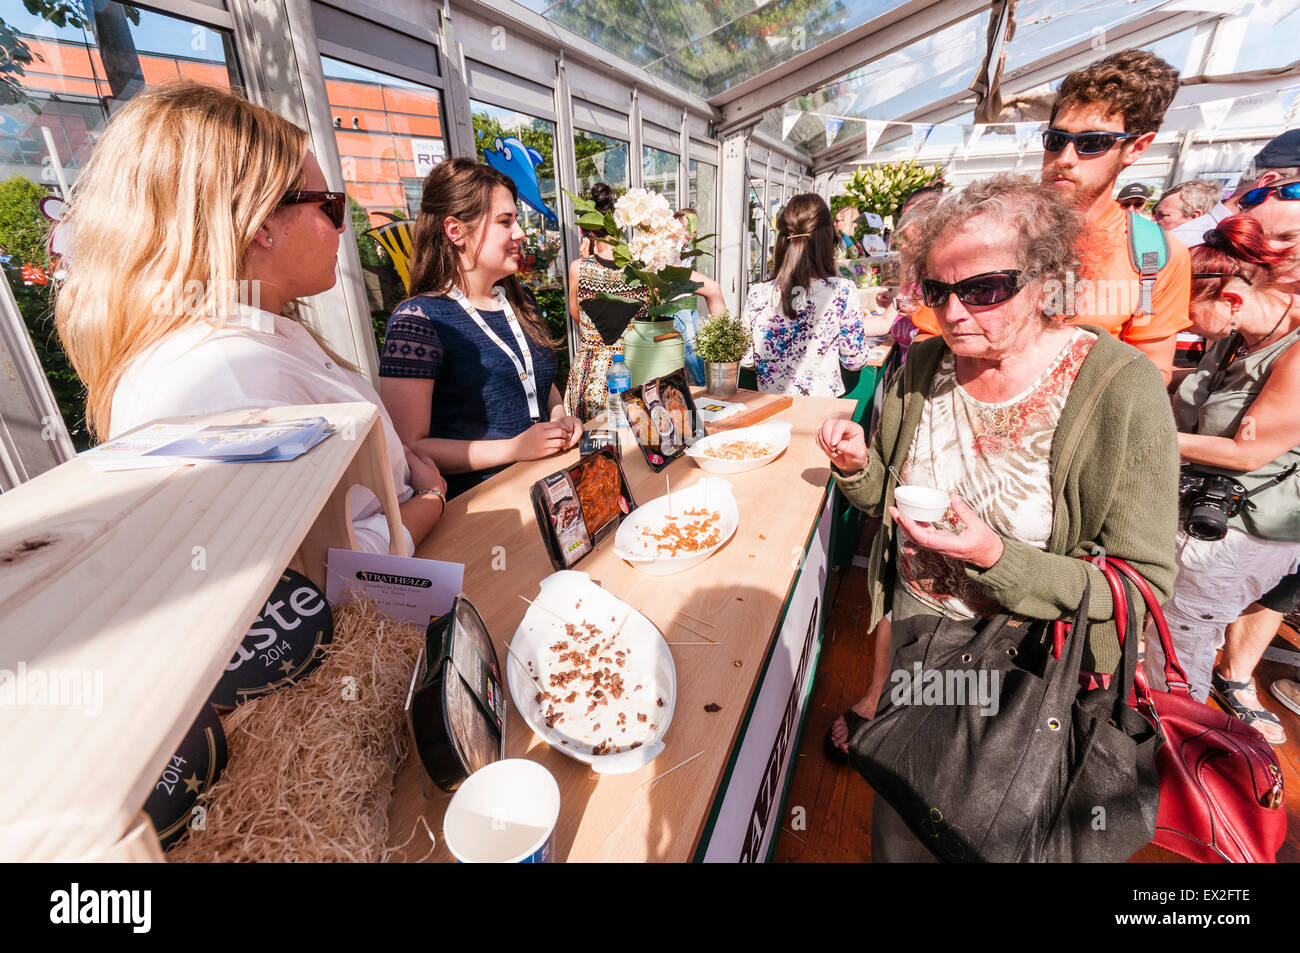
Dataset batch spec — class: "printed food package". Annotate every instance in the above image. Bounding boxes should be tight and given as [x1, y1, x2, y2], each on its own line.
[617, 370, 707, 472]
[531, 448, 637, 570]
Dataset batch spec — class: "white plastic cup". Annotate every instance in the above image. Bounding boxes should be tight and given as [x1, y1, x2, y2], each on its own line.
[443, 759, 560, 863]
[894, 485, 950, 524]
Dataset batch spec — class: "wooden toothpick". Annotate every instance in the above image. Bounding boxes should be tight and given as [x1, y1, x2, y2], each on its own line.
[517, 593, 575, 628]
[505, 641, 546, 694]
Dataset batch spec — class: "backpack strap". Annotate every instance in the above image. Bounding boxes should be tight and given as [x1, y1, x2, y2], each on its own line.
[1127, 211, 1168, 321]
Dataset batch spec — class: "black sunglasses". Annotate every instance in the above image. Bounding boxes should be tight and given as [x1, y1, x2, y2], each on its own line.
[280, 189, 347, 230]
[1238, 182, 1300, 210]
[1042, 128, 1139, 156]
[920, 270, 1023, 308]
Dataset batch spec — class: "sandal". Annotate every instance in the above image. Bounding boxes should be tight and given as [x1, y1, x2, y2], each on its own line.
[1210, 669, 1287, 746]
[824, 708, 871, 764]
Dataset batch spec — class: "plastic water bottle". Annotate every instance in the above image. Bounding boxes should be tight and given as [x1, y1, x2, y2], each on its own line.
[606, 354, 631, 430]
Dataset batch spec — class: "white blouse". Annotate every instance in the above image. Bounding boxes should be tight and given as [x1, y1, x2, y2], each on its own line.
[110, 304, 414, 556]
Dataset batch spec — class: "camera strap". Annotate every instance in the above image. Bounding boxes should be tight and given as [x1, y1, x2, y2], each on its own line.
[1242, 462, 1300, 510]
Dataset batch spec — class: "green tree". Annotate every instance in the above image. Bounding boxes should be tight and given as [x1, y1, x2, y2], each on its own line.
[0, 175, 50, 265]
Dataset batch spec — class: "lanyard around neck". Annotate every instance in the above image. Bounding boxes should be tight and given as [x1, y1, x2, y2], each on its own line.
[445, 285, 541, 421]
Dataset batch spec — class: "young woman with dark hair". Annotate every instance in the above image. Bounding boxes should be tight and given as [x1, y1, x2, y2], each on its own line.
[1153, 213, 1300, 743]
[380, 158, 582, 498]
[741, 193, 890, 396]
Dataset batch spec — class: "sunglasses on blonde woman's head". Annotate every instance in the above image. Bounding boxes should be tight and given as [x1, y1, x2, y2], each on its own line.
[920, 270, 1023, 308]
[280, 190, 347, 230]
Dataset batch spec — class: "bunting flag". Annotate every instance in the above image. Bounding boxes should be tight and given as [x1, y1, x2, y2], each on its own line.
[911, 123, 935, 155]
[825, 116, 844, 149]
[782, 105, 800, 140]
[964, 123, 985, 158]
[864, 119, 888, 157]
[1199, 97, 1235, 140]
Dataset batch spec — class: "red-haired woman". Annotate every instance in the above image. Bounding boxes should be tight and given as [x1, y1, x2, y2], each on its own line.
[1153, 214, 1300, 743]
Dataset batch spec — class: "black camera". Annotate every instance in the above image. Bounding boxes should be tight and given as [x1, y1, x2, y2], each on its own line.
[1179, 467, 1247, 541]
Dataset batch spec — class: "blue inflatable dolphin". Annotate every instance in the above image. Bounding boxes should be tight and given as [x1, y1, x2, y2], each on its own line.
[484, 135, 558, 226]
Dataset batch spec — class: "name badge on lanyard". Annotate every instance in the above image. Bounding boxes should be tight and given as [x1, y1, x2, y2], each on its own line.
[445, 286, 542, 421]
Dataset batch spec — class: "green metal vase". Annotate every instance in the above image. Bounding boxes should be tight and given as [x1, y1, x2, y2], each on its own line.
[622, 318, 685, 387]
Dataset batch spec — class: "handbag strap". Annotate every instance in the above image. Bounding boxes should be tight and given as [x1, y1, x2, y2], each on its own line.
[1052, 556, 1128, 660]
[1084, 557, 1150, 711]
[1105, 557, 1192, 695]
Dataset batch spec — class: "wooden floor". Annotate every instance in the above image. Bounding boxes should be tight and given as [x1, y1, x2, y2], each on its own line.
[774, 550, 1300, 863]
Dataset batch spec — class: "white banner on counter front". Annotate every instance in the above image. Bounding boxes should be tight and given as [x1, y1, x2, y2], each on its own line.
[702, 496, 831, 863]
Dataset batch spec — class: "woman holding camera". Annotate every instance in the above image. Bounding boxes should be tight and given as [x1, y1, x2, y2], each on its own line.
[1152, 216, 1300, 741]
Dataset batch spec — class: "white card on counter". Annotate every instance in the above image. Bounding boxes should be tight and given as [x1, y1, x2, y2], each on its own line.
[694, 399, 747, 424]
[326, 548, 464, 626]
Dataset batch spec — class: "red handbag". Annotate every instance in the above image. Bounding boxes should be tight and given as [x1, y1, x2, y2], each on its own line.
[1101, 558, 1286, 863]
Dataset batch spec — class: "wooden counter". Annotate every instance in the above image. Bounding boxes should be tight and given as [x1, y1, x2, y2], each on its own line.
[0, 403, 400, 861]
[387, 388, 854, 862]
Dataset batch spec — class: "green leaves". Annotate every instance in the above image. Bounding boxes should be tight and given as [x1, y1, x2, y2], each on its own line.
[832, 160, 944, 238]
[695, 312, 751, 363]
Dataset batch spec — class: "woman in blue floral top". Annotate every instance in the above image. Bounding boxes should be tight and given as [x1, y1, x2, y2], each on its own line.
[741, 193, 891, 397]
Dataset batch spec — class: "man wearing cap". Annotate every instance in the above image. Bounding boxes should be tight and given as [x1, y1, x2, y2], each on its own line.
[906, 50, 1190, 382]
[1117, 182, 1150, 214]
[1172, 129, 1300, 249]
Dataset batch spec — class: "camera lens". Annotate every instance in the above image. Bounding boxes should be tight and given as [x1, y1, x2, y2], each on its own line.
[1186, 500, 1230, 540]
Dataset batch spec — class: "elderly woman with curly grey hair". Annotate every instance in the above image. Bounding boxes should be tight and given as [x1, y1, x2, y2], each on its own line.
[817, 173, 1180, 861]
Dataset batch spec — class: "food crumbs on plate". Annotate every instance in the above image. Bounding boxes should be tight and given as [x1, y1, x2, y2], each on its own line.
[747, 554, 755, 559]
[759, 534, 766, 540]
[704, 703, 722, 713]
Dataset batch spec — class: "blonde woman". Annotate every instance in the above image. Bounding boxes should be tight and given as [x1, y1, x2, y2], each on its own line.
[55, 80, 445, 554]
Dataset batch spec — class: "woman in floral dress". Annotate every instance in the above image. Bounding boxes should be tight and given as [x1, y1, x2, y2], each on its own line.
[742, 193, 891, 397]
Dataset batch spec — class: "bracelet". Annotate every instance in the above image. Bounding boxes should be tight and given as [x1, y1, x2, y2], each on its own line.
[411, 487, 446, 507]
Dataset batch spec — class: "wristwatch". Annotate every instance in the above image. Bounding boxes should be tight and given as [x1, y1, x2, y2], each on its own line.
[412, 487, 446, 506]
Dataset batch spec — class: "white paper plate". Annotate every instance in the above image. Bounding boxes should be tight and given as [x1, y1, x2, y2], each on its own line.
[612, 477, 738, 575]
[507, 571, 676, 774]
[683, 420, 792, 474]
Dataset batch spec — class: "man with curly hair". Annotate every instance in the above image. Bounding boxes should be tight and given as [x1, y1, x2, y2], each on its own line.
[1040, 48, 1192, 383]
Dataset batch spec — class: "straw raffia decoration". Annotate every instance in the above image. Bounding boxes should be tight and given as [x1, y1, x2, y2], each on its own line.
[167, 600, 427, 863]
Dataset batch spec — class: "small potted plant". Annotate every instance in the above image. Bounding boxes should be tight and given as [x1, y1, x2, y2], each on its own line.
[694, 312, 750, 397]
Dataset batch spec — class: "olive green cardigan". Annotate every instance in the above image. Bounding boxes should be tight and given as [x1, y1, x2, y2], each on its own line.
[835, 328, 1179, 673]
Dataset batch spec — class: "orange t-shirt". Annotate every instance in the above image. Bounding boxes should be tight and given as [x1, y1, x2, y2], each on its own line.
[909, 201, 1192, 343]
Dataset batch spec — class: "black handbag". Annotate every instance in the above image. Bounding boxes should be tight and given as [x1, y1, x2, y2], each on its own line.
[847, 572, 1161, 862]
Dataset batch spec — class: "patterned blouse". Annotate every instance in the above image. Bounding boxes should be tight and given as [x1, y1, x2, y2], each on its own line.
[565, 256, 652, 422]
[899, 328, 1097, 619]
[741, 276, 873, 397]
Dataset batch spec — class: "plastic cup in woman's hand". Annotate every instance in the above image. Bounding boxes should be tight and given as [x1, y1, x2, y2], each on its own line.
[894, 485, 949, 524]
